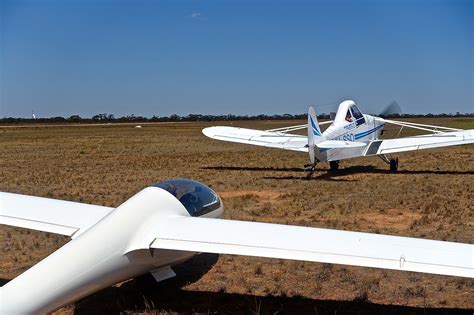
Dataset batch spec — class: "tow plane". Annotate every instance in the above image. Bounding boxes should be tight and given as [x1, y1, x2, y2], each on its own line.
[0, 179, 473, 314]
[203, 100, 474, 178]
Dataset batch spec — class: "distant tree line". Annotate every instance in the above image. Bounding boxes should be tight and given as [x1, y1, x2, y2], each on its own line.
[0, 112, 473, 124]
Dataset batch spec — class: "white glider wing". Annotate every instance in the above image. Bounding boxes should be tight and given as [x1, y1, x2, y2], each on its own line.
[368, 130, 474, 155]
[202, 126, 308, 152]
[151, 217, 474, 278]
[0, 192, 113, 237]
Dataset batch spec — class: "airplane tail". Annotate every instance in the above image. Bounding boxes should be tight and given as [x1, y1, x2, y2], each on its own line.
[307, 107, 323, 164]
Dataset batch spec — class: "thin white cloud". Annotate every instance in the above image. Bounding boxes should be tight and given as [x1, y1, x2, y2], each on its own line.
[191, 12, 201, 18]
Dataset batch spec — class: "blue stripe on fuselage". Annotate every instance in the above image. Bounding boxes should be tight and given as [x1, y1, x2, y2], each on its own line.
[354, 124, 384, 140]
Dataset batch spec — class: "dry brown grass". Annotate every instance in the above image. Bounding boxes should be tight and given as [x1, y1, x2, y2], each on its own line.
[0, 118, 473, 314]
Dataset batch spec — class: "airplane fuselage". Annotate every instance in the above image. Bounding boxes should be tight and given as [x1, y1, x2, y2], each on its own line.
[1, 187, 223, 314]
[317, 115, 385, 162]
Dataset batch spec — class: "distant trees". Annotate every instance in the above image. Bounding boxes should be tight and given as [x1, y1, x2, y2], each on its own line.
[92, 113, 114, 121]
[0, 112, 472, 124]
[69, 115, 81, 122]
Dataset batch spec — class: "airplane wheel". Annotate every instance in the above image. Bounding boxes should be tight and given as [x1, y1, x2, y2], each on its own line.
[329, 161, 339, 171]
[305, 163, 317, 179]
[389, 158, 398, 172]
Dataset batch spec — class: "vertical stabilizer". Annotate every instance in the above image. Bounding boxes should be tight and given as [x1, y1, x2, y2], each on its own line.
[307, 107, 322, 164]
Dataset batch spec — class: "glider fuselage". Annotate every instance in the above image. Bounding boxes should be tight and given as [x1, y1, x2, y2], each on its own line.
[1, 187, 223, 314]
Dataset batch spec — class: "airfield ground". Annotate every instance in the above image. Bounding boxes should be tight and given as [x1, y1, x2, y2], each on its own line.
[0, 117, 473, 314]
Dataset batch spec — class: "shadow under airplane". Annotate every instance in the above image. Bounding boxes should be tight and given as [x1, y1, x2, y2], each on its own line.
[1, 253, 471, 314]
[71, 253, 472, 314]
[202, 165, 307, 172]
[204, 165, 473, 181]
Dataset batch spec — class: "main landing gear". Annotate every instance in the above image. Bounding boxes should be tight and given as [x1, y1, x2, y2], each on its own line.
[379, 154, 398, 172]
[304, 163, 317, 179]
[329, 160, 340, 171]
[389, 158, 399, 172]
[305, 160, 339, 179]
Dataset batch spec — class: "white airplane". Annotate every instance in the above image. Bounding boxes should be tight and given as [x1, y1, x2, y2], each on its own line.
[203, 100, 474, 178]
[0, 179, 473, 314]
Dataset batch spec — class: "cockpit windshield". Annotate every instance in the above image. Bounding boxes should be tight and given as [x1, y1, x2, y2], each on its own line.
[153, 179, 221, 217]
[350, 105, 363, 120]
[350, 105, 365, 125]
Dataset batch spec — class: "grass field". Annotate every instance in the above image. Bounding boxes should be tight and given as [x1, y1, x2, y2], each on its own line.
[1, 118, 473, 314]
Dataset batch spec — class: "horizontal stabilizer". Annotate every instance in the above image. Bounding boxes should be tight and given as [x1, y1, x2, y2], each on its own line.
[317, 140, 366, 149]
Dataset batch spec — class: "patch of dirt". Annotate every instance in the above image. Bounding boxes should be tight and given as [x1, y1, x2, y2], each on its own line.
[219, 189, 286, 205]
[358, 208, 422, 231]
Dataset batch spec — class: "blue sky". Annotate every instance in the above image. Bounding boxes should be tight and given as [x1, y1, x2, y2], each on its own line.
[1, 0, 472, 117]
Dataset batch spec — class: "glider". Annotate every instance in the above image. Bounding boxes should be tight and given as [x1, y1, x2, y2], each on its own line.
[0, 179, 473, 314]
[203, 100, 474, 178]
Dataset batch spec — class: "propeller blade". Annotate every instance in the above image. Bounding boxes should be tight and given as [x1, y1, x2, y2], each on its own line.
[379, 101, 402, 117]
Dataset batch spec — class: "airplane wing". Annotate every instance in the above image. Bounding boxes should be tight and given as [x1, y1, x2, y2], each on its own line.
[202, 126, 308, 152]
[0, 192, 114, 238]
[366, 130, 474, 155]
[150, 217, 474, 278]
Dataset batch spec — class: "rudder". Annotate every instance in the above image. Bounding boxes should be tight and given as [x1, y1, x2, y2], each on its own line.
[307, 107, 323, 164]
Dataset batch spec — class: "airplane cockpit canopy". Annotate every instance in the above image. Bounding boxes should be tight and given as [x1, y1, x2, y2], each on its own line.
[335, 100, 365, 125]
[153, 179, 221, 217]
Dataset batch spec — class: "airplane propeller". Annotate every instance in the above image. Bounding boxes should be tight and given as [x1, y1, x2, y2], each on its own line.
[379, 100, 402, 117]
